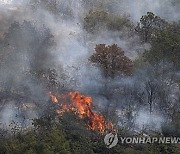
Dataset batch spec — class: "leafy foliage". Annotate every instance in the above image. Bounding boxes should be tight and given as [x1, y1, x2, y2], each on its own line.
[90, 44, 133, 77]
[0, 116, 179, 154]
[84, 10, 133, 33]
[143, 21, 180, 69]
[136, 12, 168, 43]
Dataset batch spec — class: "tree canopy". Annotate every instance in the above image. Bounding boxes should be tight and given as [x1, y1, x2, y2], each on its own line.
[90, 44, 133, 77]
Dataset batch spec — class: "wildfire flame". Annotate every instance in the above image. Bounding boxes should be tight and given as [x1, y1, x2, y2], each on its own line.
[49, 91, 113, 134]
[49, 92, 58, 103]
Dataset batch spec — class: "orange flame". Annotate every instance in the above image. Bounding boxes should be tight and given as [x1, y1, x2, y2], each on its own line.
[49, 91, 113, 134]
[49, 92, 58, 103]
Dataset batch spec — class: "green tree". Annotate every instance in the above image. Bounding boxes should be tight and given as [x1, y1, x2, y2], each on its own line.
[136, 12, 168, 43]
[143, 22, 180, 70]
[84, 10, 133, 33]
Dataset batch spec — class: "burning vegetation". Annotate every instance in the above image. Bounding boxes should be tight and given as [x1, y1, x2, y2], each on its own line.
[49, 91, 114, 134]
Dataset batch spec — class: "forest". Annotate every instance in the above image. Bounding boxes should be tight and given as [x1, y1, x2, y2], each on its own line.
[0, 0, 179, 154]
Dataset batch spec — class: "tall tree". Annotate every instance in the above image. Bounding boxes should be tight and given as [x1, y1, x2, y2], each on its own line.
[143, 22, 180, 70]
[136, 12, 168, 43]
[90, 44, 133, 78]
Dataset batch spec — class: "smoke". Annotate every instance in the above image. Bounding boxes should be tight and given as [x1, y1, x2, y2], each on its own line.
[119, 0, 179, 22]
[135, 109, 165, 131]
[85, 0, 180, 22]
[0, 0, 96, 130]
[0, 0, 178, 134]
[0, 102, 37, 130]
